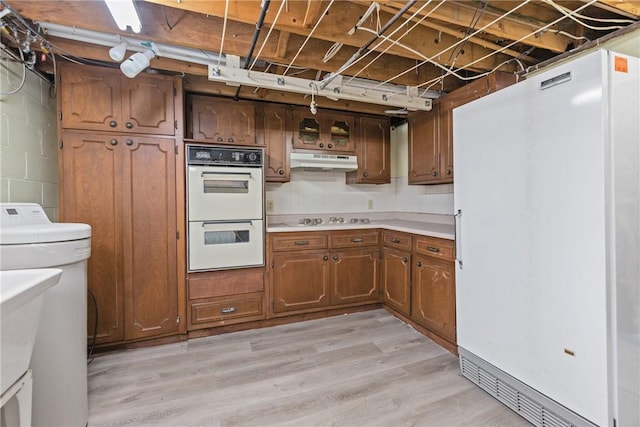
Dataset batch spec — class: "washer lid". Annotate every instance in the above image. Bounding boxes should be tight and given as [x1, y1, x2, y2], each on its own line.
[0, 223, 91, 244]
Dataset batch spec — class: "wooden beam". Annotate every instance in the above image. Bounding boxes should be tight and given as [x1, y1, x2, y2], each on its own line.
[143, 0, 516, 72]
[303, 0, 326, 29]
[10, 1, 459, 88]
[276, 31, 290, 59]
[381, 0, 573, 53]
[597, 0, 640, 17]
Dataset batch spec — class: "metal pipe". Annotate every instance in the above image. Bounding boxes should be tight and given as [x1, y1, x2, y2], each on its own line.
[319, 0, 417, 90]
[233, 0, 271, 100]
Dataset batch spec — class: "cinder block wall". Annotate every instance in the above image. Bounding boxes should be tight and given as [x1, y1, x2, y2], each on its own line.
[0, 56, 59, 221]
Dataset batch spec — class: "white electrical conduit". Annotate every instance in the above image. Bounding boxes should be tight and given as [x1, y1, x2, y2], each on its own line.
[346, 0, 446, 83]
[216, 0, 230, 69]
[417, 0, 600, 92]
[282, 0, 335, 76]
[374, 0, 533, 87]
[0, 45, 27, 96]
[249, 0, 287, 71]
[543, 0, 626, 30]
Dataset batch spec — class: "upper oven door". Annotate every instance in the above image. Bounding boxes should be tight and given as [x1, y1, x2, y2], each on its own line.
[188, 165, 263, 221]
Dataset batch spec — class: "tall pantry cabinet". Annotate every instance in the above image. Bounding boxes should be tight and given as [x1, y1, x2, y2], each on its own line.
[57, 62, 185, 345]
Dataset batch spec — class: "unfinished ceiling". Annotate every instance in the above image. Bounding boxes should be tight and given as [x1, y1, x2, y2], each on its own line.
[1, 0, 639, 113]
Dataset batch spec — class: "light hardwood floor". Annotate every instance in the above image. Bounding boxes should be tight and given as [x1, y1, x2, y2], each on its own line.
[88, 309, 530, 426]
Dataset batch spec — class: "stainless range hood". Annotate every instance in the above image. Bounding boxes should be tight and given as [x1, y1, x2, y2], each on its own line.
[290, 152, 358, 172]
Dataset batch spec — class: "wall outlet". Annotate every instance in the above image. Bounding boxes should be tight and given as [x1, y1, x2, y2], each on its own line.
[266, 200, 274, 213]
[367, 199, 373, 210]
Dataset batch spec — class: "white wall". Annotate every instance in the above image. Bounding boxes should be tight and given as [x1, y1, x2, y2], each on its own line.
[0, 55, 59, 221]
[266, 122, 455, 216]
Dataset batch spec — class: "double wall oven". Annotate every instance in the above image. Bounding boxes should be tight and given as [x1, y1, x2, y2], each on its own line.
[186, 144, 264, 271]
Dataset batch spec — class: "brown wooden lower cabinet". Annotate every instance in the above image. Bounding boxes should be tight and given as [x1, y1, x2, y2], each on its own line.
[381, 247, 411, 316]
[187, 268, 265, 330]
[411, 255, 456, 343]
[271, 250, 331, 314]
[270, 231, 381, 316]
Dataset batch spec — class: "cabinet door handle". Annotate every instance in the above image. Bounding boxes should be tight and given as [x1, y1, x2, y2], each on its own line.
[319, 143, 324, 148]
[125, 139, 134, 146]
[109, 120, 117, 128]
[363, 172, 368, 177]
[446, 169, 452, 176]
[391, 238, 401, 243]
[278, 169, 284, 175]
[402, 257, 408, 263]
[294, 240, 309, 246]
[327, 143, 333, 149]
[216, 137, 223, 142]
[323, 255, 329, 261]
[333, 255, 339, 261]
[432, 171, 438, 177]
[109, 139, 118, 146]
[220, 307, 237, 314]
[125, 122, 134, 129]
[228, 137, 234, 143]
[426, 246, 440, 253]
[417, 261, 422, 267]
[351, 238, 364, 243]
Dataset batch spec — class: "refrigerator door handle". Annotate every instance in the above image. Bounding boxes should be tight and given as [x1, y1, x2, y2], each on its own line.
[455, 209, 463, 269]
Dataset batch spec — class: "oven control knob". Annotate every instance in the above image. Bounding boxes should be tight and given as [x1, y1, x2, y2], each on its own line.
[247, 152, 257, 162]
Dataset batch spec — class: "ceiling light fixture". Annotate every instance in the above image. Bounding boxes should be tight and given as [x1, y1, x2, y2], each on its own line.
[108, 40, 128, 62]
[120, 47, 155, 78]
[104, 0, 142, 33]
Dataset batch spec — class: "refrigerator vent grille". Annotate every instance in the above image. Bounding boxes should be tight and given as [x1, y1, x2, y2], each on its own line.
[459, 348, 597, 427]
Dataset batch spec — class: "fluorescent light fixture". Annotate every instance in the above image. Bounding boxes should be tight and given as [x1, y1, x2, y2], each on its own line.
[109, 40, 128, 62]
[104, 0, 142, 33]
[120, 49, 155, 78]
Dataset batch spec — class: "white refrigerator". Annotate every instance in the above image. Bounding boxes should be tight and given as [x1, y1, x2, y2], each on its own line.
[453, 49, 639, 427]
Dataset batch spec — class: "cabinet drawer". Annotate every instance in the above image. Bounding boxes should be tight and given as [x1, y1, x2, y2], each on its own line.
[189, 292, 264, 327]
[271, 232, 328, 251]
[414, 236, 454, 261]
[188, 268, 264, 299]
[383, 231, 412, 251]
[330, 230, 380, 248]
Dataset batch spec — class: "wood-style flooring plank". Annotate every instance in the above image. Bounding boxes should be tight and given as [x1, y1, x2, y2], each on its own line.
[88, 310, 529, 426]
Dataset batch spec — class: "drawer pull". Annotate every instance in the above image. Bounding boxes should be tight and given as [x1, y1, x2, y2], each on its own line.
[294, 240, 309, 245]
[323, 255, 329, 261]
[220, 307, 237, 314]
[333, 255, 339, 261]
[402, 257, 408, 263]
[351, 238, 364, 243]
[391, 238, 401, 243]
[426, 246, 441, 253]
[417, 261, 422, 267]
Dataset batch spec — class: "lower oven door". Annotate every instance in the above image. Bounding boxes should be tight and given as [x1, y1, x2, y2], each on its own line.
[188, 220, 264, 271]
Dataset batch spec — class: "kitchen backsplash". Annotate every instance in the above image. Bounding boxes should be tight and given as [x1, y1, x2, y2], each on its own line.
[0, 57, 59, 221]
[266, 172, 454, 215]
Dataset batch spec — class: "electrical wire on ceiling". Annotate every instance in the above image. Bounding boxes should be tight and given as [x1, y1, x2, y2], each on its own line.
[345, 0, 446, 84]
[0, 45, 27, 95]
[374, 0, 533, 88]
[446, 0, 488, 70]
[215, 0, 230, 70]
[249, 0, 287, 71]
[282, 0, 335, 77]
[543, 0, 627, 31]
[417, 0, 601, 93]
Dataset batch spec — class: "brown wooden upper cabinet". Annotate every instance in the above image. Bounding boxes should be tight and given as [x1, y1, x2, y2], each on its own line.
[408, 72, 516, 184]
[292, 108, 355, 153]
[256, 103, 291, 182]
[187, 95, 256, 145]
[60, 63, 176, 136]
[347, 116, 391, 184]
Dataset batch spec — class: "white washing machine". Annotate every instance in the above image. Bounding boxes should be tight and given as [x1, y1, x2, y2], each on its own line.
[0, 203, 91, 427]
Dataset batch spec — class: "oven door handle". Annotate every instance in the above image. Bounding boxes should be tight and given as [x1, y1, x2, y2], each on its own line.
[201, 220, 254, 226]
[201, 171, 253, 177]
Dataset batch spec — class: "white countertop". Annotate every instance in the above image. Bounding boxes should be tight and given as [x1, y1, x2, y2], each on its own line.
[267, 219, 455, 240]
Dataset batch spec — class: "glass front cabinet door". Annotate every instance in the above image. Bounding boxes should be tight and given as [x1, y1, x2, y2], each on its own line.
[292, 109, 355, 153]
